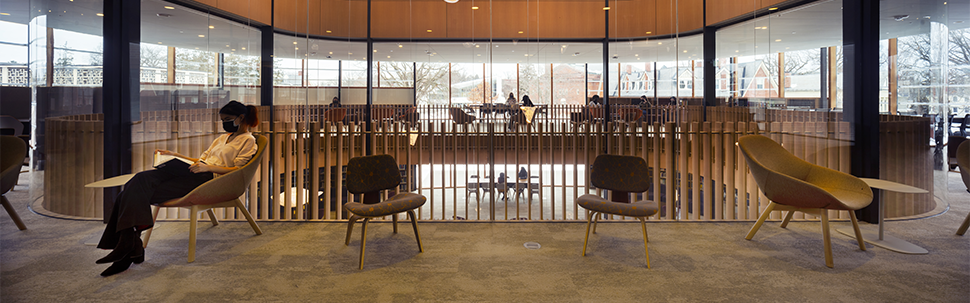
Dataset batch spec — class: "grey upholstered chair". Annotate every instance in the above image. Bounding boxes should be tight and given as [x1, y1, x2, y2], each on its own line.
[142, 134, 268, 262]
[577, 154, 657, 268]
[343, 154, 426, 269]
[1, 136, 28, 230]
[955, 140, 970, 236]
[738, 135, 871, 268]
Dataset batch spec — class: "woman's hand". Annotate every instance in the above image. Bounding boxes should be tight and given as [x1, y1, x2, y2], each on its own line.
[189, 161, 210, 173]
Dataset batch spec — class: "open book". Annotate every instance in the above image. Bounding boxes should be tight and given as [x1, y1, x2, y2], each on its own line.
[153, 152, 196, 176]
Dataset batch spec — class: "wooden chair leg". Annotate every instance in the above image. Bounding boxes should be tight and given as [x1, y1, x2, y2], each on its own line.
[849, 210, 866, 251]
[143, 206, 161, 248]
[1, 196, 27, 230]
[958, 211, 970, 236]
[345, 215, 360, 246]
[582, 211, 595, 256]
[780, 211, 795, 228]
[235, 200, 262, 235]
[392, 213, 398, 234]
[746, 202, 776, 240]
[639, 217, 650, 269]
[407, 210, 423, 252]
[592, 212, 602, 234]
[820, 210, 833, 268]
[188, 206, 199, 263]
[206, 209, 219, 226]
[358, 218, 370, 270]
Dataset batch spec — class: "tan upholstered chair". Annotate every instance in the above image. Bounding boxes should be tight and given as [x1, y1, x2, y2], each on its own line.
[449, 107, 476, 124]
[142, 134, 268, 262]
[955, 140, 970, 235]
[738, 135, 871, 268]
[344, 154, 426, 269]
[577, 154, 657, 268]
[1, 136, 28, 230]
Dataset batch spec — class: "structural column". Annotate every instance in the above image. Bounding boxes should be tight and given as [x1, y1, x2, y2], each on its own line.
[843, 0, 881, 223]
[101, 0, 140, 221]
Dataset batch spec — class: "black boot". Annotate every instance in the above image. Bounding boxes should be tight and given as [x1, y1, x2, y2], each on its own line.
[100, 258, 134, 277]
[96, 228, 140, 264]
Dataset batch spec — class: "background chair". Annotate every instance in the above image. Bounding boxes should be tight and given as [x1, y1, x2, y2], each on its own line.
[954, 141, 970, 235]
[449, 107, 476, 124]
[344, 154, 426, 269]
[323, 107, 347, 124]
[1, 136, 28, 230]
[577, 154, 657, 268]
[738, 135, 871, 268]
[141, 134, 268, 262]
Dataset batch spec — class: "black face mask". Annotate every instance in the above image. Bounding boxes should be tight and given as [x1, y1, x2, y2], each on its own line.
[223, 119, 239, 133]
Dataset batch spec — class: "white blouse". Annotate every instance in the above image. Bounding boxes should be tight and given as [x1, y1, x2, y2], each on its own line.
[200, 132, 257, 169]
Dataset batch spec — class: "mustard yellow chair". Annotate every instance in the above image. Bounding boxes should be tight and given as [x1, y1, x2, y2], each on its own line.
[344, 154, 426, 269]
[142, 134, 267, 262]
[954, 140, 970, 236]
[1, 135, 28, 230]
[577, 154, 657, 268]
[738, 135, 871, 268]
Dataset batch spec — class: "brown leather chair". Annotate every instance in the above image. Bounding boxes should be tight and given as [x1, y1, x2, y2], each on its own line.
[576, 154, 657, 268]
[142, 135, 267, 262]
[343, 154, 426, 269]
[738, 135, 871, 268]
[1, 136, 28, 230]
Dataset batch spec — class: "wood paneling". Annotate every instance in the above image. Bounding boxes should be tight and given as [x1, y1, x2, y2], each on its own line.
[614, 0, 656, 38]
[193, 0, 793, 39]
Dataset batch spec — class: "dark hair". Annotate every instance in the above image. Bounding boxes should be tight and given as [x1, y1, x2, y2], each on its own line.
[509, 93, 515, 99]
[220, 100, 259, 127]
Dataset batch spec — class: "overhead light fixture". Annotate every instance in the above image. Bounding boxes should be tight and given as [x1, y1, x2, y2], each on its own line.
[427, 29, 433, 33]
[398, 44, 403, 48]
[472, 6, 479, 10]
[326, 30, 332, 33]
[775, 39, 781, 42]
[768, 7, 778, 10]
[0, 13, 10, 16]
[645, 31, 652, 34]
[444, 0, 458, 3]
[198, 34, 205, 37]
[164, 6, 175, 10]
[293, 41, 298, 44]
[518, 31, 524, 34]
[603, 7, 610, 10]
[209, 25, 214, 29]
[96, 13, 104, 16]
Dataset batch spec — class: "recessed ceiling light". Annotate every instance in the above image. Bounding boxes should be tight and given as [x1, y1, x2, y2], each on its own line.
[387, 56, 391, 58]
[518, 31, 524, 34]
[329, 52, 333, 54]
[658, 42, 662, 45]
[198, 34, 205, 37]
[226, 45, 230, 47]
[96, 13, 104, 16]
[293, 41, 298, 45]
[398, 44, 403, 48]
[775, 39, 781, 42]
[164, 6, 175, 10]
[603, 7, 610, 10]
[472, 6, 479, 10]
[0, 13, 9, 16]
[645, 31, 652, 34]
[209, 25, 214, 29]
[326, 30, 332, 33]
[232, 49, 236, 51]
[373, 49, 377, 52]
[349, 52, 353, 55]
[475, 44, 480, 48]
[768, 7, 778, 10]
[157, 42, 162, 44]
[427, 29, 432, 33]
[241, 47, 245, 50]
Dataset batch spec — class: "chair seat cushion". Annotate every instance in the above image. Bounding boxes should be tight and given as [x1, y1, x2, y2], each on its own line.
[344, 192, 427, 217]
[577, 194, 658, 217]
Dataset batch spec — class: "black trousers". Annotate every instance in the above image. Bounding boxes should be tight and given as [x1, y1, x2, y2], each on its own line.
[96, 169, 213, 249]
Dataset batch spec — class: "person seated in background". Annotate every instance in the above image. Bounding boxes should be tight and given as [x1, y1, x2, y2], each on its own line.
[506, 93, 518, 108]
[329, 96, 341, 107]
[396, 105, 419, 125]
[521, 95, 535, 107]
[589, 95, 602, 107]
[639, 95, 654, 107]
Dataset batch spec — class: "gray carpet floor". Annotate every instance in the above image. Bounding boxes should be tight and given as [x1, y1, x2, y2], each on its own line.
[2, 172, 968, 302]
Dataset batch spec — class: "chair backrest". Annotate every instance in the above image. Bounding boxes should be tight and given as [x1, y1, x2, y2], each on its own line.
[346, 154, 400, 194]
[1, 135, 27, 194]
[323, 108, 347, 123]
[958, 140, 970, 190]
[737, 135, 870, 209]
[161, 134, 268, 207]
[590, 154, 651, 193]
[0, 116, 23, 137]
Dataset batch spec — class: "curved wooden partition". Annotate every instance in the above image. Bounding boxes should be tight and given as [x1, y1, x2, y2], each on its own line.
[41, 105, 934, 221]
[192, 0, 789, 39]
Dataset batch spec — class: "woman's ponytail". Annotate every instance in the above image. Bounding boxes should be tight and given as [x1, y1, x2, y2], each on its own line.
[243, 105, 259, 127]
